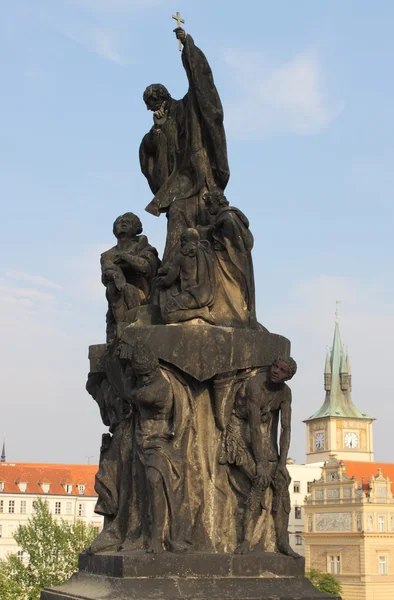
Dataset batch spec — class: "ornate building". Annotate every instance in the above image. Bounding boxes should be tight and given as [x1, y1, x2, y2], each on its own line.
[304, 314, 374, 464]
[0, 462, 103, 560]
[304, 457, 394, 600]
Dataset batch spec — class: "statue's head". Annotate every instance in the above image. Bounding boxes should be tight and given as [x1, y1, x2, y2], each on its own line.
[203, 189, 229, 215]
[269, 357, 297, 384]
[131, 339, 160, 387]
[143, 84, 171, 112]
[113, 212, 143, 239]
[181, 228, 200, 246]
[180, 228, 200, 256]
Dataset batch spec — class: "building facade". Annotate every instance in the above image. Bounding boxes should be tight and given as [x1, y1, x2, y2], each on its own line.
[304, 456, 394, 600]
[287, 461, 323, 556]
[0, 462, 103, 559]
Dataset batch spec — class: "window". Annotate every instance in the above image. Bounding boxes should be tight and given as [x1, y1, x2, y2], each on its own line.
[378, 516, 385, 532]
[307, 482, 312, 493]
[65, 501, 72, 516]
[41, 483, 50, 494]
[78, 503, 85, 517]
[8, 500, 15, 513]
[18, 482, 27, 493]
[64, 484, 73, 494]
[329, 555, 341, 574]
[295, 507, 302, 519]
[78, 485, 85, 495]
[20, 500, 27, 514]
[0, 482, 4, 492]
[0, 500, 3, 513]
[0, 525, 2, 538]
[293, 481, 301, 494]
[379, 556, 387, 576]
[54, 502, 61, 515]
[295, 534, 302, 545]
[17, 551, 24, 562]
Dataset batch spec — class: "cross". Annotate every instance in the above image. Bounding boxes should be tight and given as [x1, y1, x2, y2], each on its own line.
[172, 11, 185, 52]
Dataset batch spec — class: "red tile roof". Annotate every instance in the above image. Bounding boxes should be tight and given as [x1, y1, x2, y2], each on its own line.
[0, 463, 98, 496]
[342, 461, 394, 496]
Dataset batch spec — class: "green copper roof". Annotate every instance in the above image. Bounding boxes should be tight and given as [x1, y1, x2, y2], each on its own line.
[306, 315, 374, 421]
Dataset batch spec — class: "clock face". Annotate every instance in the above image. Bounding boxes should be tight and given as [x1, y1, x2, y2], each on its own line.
[344, 432, 358, 449]
[315, 432, 324, 450]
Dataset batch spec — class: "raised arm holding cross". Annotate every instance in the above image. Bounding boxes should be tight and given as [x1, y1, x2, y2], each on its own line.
[172, 11, 185, 51]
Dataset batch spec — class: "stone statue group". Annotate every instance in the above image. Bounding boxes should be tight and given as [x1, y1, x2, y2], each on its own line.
[86, 27, 299, 559]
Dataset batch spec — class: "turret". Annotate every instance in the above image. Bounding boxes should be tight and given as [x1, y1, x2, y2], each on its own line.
[324, 347, 332, 391]
[340, 347, 349, 391]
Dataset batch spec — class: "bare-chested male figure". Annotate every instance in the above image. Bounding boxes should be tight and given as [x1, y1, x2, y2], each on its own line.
[221, 357, 299, 557]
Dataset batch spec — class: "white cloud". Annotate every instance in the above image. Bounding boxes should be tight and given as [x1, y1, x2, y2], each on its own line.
[224, 48, 343, 139]
[3, 270, 62, 290]
[66, 27, 125, 64]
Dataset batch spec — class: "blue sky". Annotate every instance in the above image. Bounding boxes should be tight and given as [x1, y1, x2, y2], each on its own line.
[1, 1, 394, 465]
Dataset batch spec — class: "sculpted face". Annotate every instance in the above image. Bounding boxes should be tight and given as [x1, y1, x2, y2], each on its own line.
[269, 360, 291, 384]
[113, 214, 139, 239]
[137, 367, 159, 387]
[204, 195, 220, 215]
[145, 96, 164, 112]
[143, 84, 170, 112]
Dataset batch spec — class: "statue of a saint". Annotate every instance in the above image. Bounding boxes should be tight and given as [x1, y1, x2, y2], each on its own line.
[101, 213, 159, 341]
[139, 28, 230, 264]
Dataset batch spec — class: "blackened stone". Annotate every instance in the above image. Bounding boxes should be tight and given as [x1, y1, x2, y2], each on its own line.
[119, 324, 290, 381]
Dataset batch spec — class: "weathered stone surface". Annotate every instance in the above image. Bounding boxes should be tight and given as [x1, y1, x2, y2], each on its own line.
[42, 553, 337, 600]
[119, 324, 290, 381]
[78, 551, 305, 579]
[88, 344, 106, 372]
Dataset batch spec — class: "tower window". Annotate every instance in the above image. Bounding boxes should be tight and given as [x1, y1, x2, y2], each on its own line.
[295, 507, 302, 519]
[293, 481, 301, 494]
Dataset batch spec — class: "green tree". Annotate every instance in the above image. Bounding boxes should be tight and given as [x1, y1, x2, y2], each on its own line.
[306, 568, 342, 597]
[0, 498, 96, 600]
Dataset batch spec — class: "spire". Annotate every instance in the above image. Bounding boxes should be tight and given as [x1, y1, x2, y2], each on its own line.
[306, 308, 373, 421]
[1, 438, 5, 463]
[324, 347, 332, 391]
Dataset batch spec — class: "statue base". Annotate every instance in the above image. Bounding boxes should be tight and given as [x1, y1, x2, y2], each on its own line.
[41, 552, 339, 600]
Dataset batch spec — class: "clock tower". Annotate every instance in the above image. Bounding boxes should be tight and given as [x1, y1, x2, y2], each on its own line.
[304, 312, 374, 463]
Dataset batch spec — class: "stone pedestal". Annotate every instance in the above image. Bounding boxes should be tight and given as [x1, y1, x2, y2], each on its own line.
[41, 552, 339, 600]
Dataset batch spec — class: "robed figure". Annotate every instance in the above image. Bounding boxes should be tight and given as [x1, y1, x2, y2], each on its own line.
[139, 28, 230, 264]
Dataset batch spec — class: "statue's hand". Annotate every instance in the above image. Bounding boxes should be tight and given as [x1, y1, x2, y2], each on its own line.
[153, 102, 167, 126]
[173, 27, 187, 43]
[254, 462, 270, 490]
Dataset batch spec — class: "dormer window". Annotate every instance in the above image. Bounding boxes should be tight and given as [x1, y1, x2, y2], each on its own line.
[0, 482, 4, 492]
[64, 484, 73, 494]
[18, 482, 27, 493]
[41, 482, 50, 494]
[78, 484, 85, 495]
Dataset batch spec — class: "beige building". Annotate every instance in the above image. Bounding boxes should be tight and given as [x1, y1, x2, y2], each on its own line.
[301, 315, 394, 600]
[304, 456, 394, 600]
[0, 461, 103, 560]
